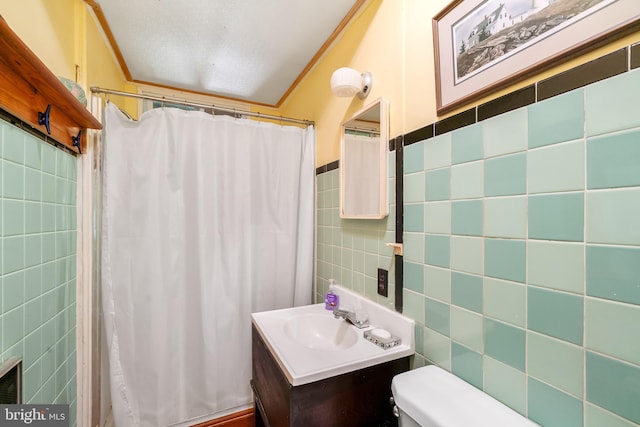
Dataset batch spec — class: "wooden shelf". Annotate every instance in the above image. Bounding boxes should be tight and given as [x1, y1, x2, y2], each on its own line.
[0, 16, 102, 154]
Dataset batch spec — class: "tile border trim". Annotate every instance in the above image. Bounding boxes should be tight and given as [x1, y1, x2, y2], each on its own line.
[317, 44, 635, 174]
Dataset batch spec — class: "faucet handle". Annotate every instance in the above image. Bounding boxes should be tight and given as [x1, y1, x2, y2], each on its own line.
[355, 308, 369, 324]
[332, 308, 346, 318]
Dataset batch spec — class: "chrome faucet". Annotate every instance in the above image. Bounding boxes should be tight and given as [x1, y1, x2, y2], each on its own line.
[333, 308, 370, 329]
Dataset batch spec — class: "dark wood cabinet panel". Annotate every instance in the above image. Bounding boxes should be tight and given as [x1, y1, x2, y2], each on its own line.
[252, 325, 409, 427]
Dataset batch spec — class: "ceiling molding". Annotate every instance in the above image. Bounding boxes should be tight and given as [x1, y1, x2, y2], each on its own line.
[84, 0, 132, 81]
[133, 79, 278, 109]
[274, 0, 368, 108]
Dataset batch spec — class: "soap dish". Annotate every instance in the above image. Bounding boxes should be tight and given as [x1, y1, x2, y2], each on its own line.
[364, 328, 401, 350]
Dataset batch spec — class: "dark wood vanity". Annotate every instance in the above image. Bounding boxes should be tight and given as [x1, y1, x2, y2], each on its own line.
[251, 325, 410, 427]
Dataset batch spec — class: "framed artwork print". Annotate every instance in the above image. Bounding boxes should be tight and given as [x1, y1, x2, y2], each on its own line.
[433, 0, 640, 114]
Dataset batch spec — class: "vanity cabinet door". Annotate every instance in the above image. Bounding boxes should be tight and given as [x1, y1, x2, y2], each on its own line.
[252, 326, 292, 427]
[252, 325, 409, 427]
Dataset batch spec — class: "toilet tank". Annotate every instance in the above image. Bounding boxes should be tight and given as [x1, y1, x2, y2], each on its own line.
[391, 365, 539, 427]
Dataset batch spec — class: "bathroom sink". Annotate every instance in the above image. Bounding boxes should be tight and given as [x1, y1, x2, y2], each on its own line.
[283, 313, 359, 350]
[252, 284, 415, 385]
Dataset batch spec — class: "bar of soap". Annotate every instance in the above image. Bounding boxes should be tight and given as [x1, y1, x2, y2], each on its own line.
[371, 328, 391, 340]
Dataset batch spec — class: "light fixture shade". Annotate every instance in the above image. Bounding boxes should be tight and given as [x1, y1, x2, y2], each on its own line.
[330, 67, 362, 97]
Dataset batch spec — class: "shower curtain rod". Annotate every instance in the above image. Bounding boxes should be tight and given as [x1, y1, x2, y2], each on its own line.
[90, 87, 314, 126]
[345, 126, 380, 136]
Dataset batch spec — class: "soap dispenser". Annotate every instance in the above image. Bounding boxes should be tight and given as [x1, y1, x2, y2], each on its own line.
[325, 279, 339, 310]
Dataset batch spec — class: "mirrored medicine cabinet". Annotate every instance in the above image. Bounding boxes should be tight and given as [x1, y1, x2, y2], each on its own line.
[339, 98, 389, 219]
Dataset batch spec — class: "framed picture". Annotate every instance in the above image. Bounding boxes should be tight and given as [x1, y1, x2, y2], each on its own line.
[433, 0, 640, 114]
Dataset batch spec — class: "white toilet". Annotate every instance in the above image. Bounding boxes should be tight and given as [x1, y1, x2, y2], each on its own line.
[391, 365, 539, 426]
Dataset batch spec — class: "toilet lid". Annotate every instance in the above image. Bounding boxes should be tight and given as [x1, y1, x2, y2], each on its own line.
[391, 365, 539, 427]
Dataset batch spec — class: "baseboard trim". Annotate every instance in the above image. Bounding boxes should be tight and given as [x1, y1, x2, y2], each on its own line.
[191, 408, 254, 427]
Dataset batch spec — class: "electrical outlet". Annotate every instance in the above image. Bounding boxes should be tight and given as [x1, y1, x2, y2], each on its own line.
[377, 268, 388, 297]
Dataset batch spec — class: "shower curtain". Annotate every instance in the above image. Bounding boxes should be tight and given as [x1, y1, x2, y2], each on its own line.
[101, 103, 315, 426]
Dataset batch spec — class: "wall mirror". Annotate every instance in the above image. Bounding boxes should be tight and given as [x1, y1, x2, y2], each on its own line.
[340, 98, 389, 219]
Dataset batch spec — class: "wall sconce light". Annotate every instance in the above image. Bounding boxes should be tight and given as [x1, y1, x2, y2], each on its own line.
[330, 67, 373, 99]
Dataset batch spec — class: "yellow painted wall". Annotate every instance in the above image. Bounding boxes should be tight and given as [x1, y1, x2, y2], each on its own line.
[280, 0, 404, 167]
[0, 0, 128, 112]
[0, 0, 77, 78]
[281, 0, 640, 167]
[3, 0, 637, 167]
[85, 7, 128, 111]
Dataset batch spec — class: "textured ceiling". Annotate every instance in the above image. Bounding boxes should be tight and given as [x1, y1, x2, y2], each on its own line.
[92, 0, 363, 106]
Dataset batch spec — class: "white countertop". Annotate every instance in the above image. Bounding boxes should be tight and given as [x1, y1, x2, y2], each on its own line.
[252, 285, 415, 386]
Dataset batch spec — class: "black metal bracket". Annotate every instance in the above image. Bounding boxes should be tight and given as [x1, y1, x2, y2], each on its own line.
[72, 129, 82, 154]
[38, 104, 51, 134]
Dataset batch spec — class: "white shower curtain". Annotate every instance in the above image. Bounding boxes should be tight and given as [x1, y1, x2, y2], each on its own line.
[101, 103, 314, 426]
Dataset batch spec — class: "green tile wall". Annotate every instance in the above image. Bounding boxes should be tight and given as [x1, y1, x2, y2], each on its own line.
[484, 318, 526, 372]
[484, 196, 527, 238]
[424, 234, 449, 268]
[424, 168, 450, 201]
[528, 89, 584, 149]
[451, 272, 482, 313]
[424, 297, 450, 336]
[587, 129, 640, 190]
[586, 352, 640, 425]
[485, 153, 526, 196]
[586, 245, 640, 305]
[397, 68, 640, 426]
[424, 265, 450, 302]
[485, 238, 526, 283]
[451, 200, 482, 236]
[528, 286, 583, 345]
[528, 140, 585, 194]
[451, 161, 483, 199]
[528, 377, 583, 427]
[452, 125, 483, 165]
[315, 68, 640, 427]
[451, 342, 483, 389]
[528, 193, 584, 242]
[0, 119, 77, 425]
